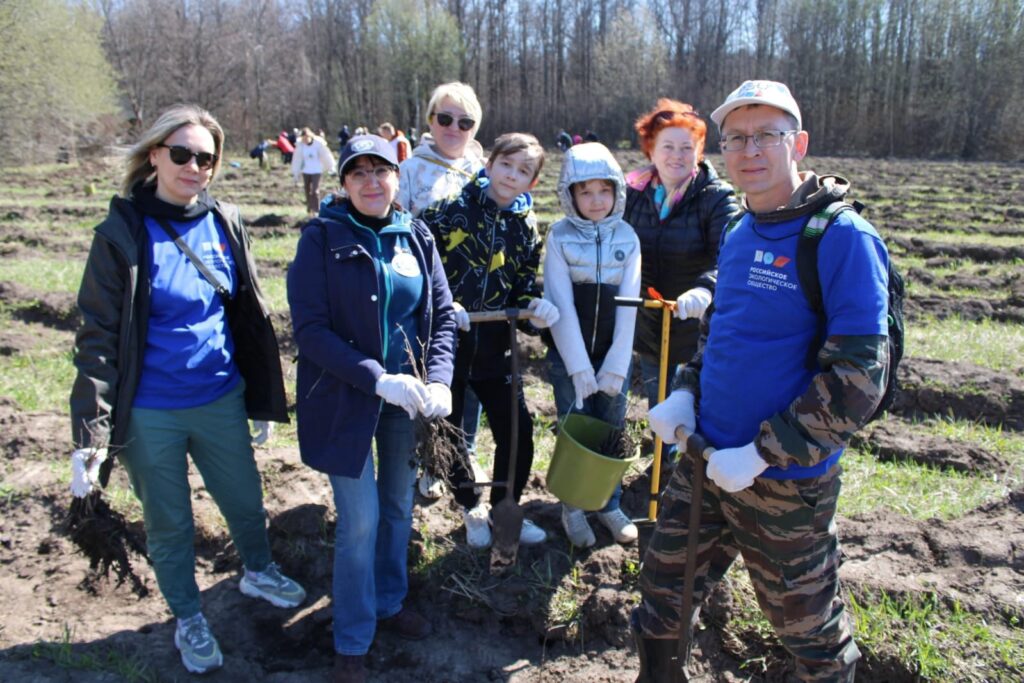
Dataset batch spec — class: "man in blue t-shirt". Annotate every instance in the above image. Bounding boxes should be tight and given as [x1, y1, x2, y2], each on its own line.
[633, 81, 889, 682]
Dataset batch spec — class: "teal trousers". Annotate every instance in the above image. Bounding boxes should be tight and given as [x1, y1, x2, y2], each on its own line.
[120, 382, 271, 618]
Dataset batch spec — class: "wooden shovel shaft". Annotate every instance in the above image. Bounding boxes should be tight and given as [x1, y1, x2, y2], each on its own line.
[466, 309, 537, 323]
[674, 427, 715, 677]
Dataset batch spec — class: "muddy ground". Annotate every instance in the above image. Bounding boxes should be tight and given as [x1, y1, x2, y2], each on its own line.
[0, 153, 1022, 682]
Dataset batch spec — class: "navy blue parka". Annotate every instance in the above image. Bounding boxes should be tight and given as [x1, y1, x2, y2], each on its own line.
[287, 199, 456, 477]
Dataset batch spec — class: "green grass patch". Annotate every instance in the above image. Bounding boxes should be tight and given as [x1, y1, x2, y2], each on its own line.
[906, 316, 1024, 373]
[250, 234, 299, 263]
[259, 275, 288, 313]
[30, 623, 158, 682]
[849, 590, 1024, 681]
[0, 348, 76, 412]
[839, 445, 1007, 520]
[0, 257, 84, 294]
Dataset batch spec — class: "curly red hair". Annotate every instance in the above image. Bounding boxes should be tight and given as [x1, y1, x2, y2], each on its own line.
[634, 98, 707, 161]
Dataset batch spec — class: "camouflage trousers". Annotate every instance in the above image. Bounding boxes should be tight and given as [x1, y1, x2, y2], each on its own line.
[636, 453, 860, 682]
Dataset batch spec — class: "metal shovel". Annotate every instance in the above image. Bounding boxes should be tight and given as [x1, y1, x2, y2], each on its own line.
[465, 308, 539, 574]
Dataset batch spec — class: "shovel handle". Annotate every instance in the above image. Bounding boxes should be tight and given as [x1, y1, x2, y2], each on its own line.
[614, 296, 671, 310]
[466, 309, 537, 323]
[674, 427, 716, 461]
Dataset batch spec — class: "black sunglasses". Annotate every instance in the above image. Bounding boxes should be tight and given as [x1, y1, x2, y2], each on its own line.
[158, 144, 218, 170]
[432, 112, 475, 132]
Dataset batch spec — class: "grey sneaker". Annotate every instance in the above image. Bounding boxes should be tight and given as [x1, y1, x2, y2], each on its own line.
[174, 613, 223, 674]
[240, 562, 306, 608]
[561, 504, 596, 548]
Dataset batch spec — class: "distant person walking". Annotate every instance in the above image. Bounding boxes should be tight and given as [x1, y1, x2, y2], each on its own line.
[292, 127, 336, 215]
[556, 129, 573, 152]
[378, 122, 411, 163]
[69, 104, 304, 676]
[338, 124, 351, 149]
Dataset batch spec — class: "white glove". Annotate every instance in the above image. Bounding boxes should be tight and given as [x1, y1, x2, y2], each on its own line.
[596, 370, 625, 397]
[252, 420, 274, 446]
[570, 369, 599, 409]
[423, 382, 453, 419]
[706, 442, 769, 492]
[70, 447, 108, 498]
[451, 301, 470, 332]
[375, 373, 430, 419]
[674, 287, 712, 320]
[528, 298, 560, 329]
[647, 390, 696, 445]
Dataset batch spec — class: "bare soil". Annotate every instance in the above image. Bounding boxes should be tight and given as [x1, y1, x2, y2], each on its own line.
[1, 155, 1022, 682]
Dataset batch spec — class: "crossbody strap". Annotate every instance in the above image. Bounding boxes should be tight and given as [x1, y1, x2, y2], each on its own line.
[420, 155, 475, 179]
[153, 218, 232, 300]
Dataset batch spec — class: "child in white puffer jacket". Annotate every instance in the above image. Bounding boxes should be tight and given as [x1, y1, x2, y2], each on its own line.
[543, 143, 641, 548]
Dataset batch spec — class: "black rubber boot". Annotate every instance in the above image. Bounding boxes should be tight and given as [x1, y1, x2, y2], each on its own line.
[632, 608, 686, 683]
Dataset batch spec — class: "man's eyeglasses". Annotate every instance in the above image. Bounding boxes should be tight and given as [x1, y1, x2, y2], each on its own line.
[431, 112, 475, 132]
[345, 166, 395, 185]
[719, 130, 798, 152]
[158, 144, 218, 170]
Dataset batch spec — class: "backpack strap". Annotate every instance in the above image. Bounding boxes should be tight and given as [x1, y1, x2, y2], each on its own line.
[796, 200, 862, 368]
[721, 211, 748, 245]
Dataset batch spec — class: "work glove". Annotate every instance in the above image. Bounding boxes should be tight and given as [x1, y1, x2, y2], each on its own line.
[251, 420, 273, 446]
[674, 287, 713, 321]
[595, 370, 626, 397]
[647, 390, 696, 445]
[451, 301, 471, 332]
[375, 373, 430, 419]
[423, 382, 453, 420]
[70, 447, 108, 498]
[527, 298, 560, 329]
[570, 368, 599, 409]
[706, 442, 769, 493]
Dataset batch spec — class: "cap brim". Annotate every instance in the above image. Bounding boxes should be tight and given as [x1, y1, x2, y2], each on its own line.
[710, 97, 800, 129]
[339, 151, 397, 176]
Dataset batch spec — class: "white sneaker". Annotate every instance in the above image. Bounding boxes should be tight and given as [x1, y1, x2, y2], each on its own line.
[597, 508, 639, 544]
[418, 472, 444, 499]
[561, 504, 596, 548]
[463, 504, 492, 548]
[519, 519, 547, 546]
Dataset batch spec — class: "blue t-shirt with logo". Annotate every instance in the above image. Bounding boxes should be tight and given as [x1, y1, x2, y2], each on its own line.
[133, 213, 241, 409]
[699, 210, 888, 478]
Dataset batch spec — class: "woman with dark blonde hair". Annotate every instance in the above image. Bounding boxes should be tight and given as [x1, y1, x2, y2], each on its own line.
[69, 103, 305, 675]
[624, 99, 740, 456]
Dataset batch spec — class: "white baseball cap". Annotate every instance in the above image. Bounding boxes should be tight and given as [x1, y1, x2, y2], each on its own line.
[711, 80, 802, 131]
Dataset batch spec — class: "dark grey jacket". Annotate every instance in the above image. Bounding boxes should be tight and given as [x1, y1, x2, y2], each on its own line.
[70, 195, 288, 451]
[624, 160, 740, 366]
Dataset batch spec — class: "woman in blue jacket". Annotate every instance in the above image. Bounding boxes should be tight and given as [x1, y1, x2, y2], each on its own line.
[287, 135, 456, 683]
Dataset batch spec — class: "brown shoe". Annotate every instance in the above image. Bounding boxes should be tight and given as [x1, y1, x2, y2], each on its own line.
[377, 606, 432, 640]
[333, 654, 366, 683]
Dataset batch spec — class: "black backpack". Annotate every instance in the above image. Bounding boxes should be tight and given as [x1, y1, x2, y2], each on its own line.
[726, 201, 905, 422]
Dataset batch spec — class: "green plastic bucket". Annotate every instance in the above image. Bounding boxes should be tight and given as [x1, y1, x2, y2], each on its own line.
[546, 413, 639, 511]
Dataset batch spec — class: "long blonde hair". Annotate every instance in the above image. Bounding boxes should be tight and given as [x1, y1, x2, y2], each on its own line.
[120, 104, 225, 199]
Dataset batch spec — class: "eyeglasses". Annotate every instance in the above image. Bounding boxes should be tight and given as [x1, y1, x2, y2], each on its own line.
[431, 112, 475, 132]
[719, 130, 798, 152]
[345, 165, 395, 185]
[158, 144, 218, 169]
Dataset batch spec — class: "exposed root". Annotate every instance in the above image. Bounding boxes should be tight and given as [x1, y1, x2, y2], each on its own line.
[64, 492, 149, 597]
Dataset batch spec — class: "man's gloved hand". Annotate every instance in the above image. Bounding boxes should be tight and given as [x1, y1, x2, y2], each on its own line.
[252, 420, 274, 446]
[451, 301, 471, 332]
[528, 298, 560, 329]
[674, 287, 712, 321]
[706, 442, 769, 492]
[595, 370, 625, 397]
[423, 382, 453, 420]
[70, 447, 108, 498]
[647, 390, 696, 445]
[375, 373, 430, 419]
[570, 369, 599, 409]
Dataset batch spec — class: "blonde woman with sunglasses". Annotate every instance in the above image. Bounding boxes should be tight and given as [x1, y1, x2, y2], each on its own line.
[69, 104, 304, 675]
[396, 81, 488, 501]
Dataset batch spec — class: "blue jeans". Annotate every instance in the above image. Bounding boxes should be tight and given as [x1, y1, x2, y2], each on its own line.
[328, 406, 418, 655]
[461, 388, 482, 454]
[638, 353, 683, 467]
[546, 348, 627, 513]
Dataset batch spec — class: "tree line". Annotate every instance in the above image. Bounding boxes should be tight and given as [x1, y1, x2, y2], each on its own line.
[1, 0, 1022, 165]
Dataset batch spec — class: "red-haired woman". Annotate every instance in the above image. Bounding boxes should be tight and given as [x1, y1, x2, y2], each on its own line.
[625, 99, 740, 447]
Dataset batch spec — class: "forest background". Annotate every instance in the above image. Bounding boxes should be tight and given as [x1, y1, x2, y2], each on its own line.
[1, 0, 1023, 166]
